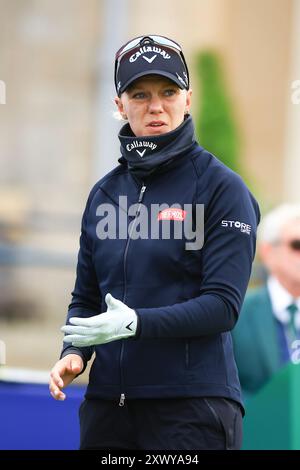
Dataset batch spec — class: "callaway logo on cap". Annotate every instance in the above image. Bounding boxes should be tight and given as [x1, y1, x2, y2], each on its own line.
[114, 35, 190, 96]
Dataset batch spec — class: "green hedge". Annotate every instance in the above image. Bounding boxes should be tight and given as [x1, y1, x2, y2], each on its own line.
[195, 51, 239, 173]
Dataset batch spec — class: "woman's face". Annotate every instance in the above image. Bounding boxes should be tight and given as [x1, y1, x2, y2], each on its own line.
[115, 75, 192, 137]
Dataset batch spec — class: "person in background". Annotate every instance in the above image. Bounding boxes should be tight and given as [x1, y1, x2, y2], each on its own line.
[232, 204, 300, 398]
[49, 34, 260, 450]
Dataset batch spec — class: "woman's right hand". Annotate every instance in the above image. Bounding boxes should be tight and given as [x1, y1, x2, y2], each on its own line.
[49, 354, 84, 401]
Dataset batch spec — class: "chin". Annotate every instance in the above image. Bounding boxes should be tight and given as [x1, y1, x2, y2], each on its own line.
[145, 126, 169, 136]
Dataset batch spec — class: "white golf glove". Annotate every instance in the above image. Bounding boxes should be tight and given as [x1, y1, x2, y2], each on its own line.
[61, 293, 138, 347]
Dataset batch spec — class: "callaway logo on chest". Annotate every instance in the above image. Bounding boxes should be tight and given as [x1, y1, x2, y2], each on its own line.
[129, 46, 171, 63]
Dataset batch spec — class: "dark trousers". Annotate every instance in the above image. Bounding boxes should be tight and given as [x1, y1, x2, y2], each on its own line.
[79, 396, 243, 450]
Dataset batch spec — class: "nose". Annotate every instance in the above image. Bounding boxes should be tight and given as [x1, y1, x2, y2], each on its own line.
[148, 95, 164, 114]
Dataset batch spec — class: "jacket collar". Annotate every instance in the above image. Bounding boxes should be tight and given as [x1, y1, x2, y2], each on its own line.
[118, 115, 196, 180]
[267, 276, 300, 328]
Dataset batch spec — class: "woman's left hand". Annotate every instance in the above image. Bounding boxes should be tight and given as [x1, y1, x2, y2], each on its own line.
[61, 294, 137, 346]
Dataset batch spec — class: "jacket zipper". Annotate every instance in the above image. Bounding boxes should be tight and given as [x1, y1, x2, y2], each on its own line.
[119, 393, 125, 406]
[119, 182, 147, 407]
[185, 340, 190, 368]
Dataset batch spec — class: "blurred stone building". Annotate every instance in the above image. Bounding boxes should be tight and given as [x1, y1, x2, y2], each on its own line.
[0, 0, 299, 371]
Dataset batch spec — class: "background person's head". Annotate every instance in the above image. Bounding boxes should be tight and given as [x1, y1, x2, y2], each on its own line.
[258, 204, 300, 296]
[114, 35, 192, 137]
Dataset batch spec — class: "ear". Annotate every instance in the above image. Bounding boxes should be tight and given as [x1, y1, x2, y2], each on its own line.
[185, 89, 192, 114]
[114, 96, 127, 120]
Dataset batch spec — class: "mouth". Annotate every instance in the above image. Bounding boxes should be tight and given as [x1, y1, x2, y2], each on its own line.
[146, 121, 167, 129]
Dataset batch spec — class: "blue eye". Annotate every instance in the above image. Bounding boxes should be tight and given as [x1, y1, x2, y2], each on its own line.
[132, 92, 146, 99]
[164, 89, 176, 96]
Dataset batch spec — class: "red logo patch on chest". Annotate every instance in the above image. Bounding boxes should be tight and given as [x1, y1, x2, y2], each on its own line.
[157, 208, 186, 221]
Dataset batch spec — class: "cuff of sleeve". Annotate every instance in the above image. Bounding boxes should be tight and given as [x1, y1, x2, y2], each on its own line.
[133, 310, 141, 339]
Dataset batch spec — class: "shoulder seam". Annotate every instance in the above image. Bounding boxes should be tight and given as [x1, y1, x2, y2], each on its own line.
[190, 149, 212, 179]
[87, 166, 127, 210]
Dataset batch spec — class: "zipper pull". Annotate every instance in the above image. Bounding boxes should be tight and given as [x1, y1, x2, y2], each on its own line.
[119, 393, 125, 407]
[138, 184, 146, 203]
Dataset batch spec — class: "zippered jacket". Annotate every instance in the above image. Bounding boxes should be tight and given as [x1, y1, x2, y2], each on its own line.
[61, 116, 260, 408]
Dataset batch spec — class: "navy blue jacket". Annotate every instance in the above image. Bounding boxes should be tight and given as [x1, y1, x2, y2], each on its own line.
[61, 117, 260, 408]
